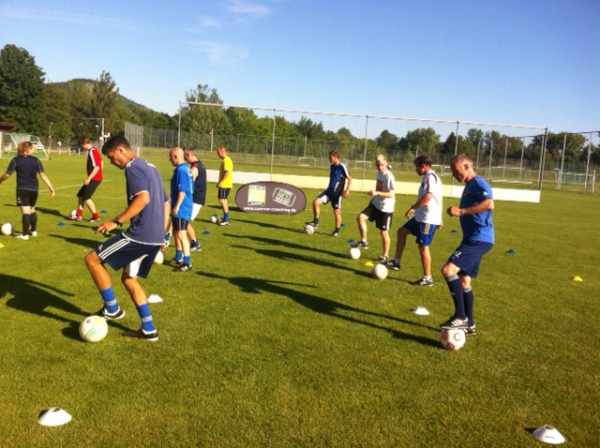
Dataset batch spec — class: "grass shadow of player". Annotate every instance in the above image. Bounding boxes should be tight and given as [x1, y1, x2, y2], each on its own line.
[232, 217, 301, 233]
[1, 273, 129, 339]
[225, 233, 343, 258]
[32, 206, 65, 218]
[198, 272, 439, 346]
[49, 232, 106, 250]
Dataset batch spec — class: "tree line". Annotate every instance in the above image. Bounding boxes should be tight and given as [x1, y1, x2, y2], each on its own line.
[1, 44, 598, 166]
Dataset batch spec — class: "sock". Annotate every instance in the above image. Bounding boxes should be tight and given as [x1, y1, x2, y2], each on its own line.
[313, 217, 319, 225]
[30, 212, 37, 232]
[393, 257, 400, 264]
[22, 214, 31, 236]
[334, 227, 340, 233]
[191, 239, 198, 246]
[183, 255, 191, 265]
[136, 303, 156, 332]
[92, 212, 99, 219]
[424, 275, 432, 280]
[175, 249, 182, 261]
[445, 274, 466, 319]
[99, 287, 119, 314]
[463, 286, 474, 326]
[76, 208, 83, 217]
[224, 212, 229, 221]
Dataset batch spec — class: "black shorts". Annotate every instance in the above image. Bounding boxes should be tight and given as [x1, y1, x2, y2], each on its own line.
[16, 189, 38, 208]
[172, 217, 189, 232]
[77, 180, 101, 200]
[218, 188, 231, 199]
[361, 203, 393, 231]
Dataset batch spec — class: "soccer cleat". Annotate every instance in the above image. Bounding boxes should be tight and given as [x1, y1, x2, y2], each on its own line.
[413, 276, 434, 286]
[352, 241, 369, 249]
[15, 234, 29, 240]
[377, 255, 388, 263]
[69, 216, 82, 221]
[190, 241, 201, 252]
[95, 306, 125, 321]
[89, 217, 100, 223]
[218, 220, 230, 226]
[463, 325, 477, 336]
[174, 263, 192, 272]
[305, 221, 319, 229]
[168, 257, 182, 267]
[440, 315, 468, 329]
[124, 327, 159, 342]
[331, 230, 340, 237]
[31, 231, 38, 237]
[385, 259, 400, 271]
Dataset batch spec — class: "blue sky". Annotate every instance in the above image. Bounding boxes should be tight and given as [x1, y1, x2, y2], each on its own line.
[1, 0, 598, 136]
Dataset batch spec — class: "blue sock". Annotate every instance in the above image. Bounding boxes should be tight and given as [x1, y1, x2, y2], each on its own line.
[183, 255, 191, 265]
[175, 249, 182, 261]
[445, 274, 466, 319]
[463, 287, 474, 326]
[224, 212, 229, 221]
[100, 287, 119, 314]
[136, 303, 155, 332]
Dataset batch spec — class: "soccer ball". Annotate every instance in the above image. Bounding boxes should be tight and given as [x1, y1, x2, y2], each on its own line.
[440, 328, 466, 350]
[154, 250, 164, 265]
[371, 263, 388, 280]
[70, 210, 78, 219]
[303, 224, 314, 234]
[210, 214, 221, 224]
[79, 315, 109, 343]
[1, 223, 12, 236]
[347, 247, 361, 260]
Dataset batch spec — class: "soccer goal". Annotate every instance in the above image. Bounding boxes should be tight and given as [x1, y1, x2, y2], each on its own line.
[354, 160, 372, 170]
[484, 166, 532, 184]
[297, 157, 317, 167]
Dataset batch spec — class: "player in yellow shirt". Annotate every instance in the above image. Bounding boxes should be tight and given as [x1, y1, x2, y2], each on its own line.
[217, 145, 233, 225]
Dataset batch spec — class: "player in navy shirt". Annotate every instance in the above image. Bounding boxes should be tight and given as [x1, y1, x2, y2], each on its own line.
[183, 146, 207, 251]
[440, 154, 494, 335]
[84, 136, 169, 341]
[305, 150, 352, 236]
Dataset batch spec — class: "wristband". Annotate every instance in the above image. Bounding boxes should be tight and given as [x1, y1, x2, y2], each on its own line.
[112, 217, 123, 227]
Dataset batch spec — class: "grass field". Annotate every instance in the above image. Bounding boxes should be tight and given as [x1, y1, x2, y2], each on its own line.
[0, 153, 598, 447]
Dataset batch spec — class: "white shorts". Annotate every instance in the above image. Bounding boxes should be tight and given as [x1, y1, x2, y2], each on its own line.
[191, 203, 203, 220]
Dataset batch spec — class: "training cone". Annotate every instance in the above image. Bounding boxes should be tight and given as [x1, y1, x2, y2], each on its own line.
[412, 306, 430, 316]
[451, 228, 457, 233]
[100, 209, 107, 214]
[37, 407, 72, 426]
[507, 249, 515, 254]
[572, 275, 582, 282]
[532, 425, 565, 444]
[364, 261, 373, 267]
[57, 221, 65, 227]
[0, 242, 4, 248]
[203, 230, 210, 235]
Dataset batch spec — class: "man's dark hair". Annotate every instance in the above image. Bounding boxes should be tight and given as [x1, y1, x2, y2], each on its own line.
[413, 155, 432, 167]
[102, 135, 130, 155]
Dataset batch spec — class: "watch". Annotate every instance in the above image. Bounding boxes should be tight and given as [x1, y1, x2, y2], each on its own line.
[112, 217, 122, 227]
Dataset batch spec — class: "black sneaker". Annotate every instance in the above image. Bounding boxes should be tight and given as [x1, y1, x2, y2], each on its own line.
[352, 241, 369, 249]
[413, 276, 434, 287]
[174, 263, 192, 272]
[218, 220, 230, 226]
[168, 258, 182, 267]
[305, 220, 319, 229]
[331, 230, 340, 237]
[89, 217, 100, 223]
[95, 306, 125, 321]
[440, 315, 468, 329]
[385, 259, 400, 271]
[464, 325, 477, 336]
[377, 255, 388, 263]
[124, 327, 158, 342]
[190, 242, 201, 252]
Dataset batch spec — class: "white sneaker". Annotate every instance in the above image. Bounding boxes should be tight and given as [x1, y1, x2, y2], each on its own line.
[15, 234, 29, 240]
[31, 231, 38, 237]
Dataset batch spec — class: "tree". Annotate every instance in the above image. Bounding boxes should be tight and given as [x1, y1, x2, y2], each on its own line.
[43, 84, 72, 142]
[0, 44, 46, 134]
[376, 130, 399, 151]
[180, 84, 231, 135]
[441, 132, 475, 156]
[398, 127, 440, 156]
[91, 71, 119, 134]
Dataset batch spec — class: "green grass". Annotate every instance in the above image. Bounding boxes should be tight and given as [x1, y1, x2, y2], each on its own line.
[0, 154, 599, 447]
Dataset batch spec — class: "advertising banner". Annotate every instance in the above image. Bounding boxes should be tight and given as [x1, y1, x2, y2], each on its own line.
[235, 181, 306, 215]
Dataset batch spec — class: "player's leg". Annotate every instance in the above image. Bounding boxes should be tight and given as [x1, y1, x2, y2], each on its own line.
[189, 203, 201, 251]
[380, 229, 390, 261]
[440, 259, 467, 327]
[18, 206, 31, 239]
[84, 249, 124, 319]
[74, 185, 85, 219]
[460, 275, 476, 334]
[85, 198, 99, 221]
[30, 206, 37, 236]
[307, 194, 325, 227]
[83, 181, 100, 221]
[218, 188, 231, 224]
[353, 205, 371, 249]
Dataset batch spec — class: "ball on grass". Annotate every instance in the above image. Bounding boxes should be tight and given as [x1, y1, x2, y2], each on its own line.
[303, 224, 314, 234]
[1, 223, 13, 236]
[154, 251, 164, 265]
[347, 247, 361, 260]
[371, 263, 388, 280]
[79, 315, 108, 343]
[439, 328, 466, 350]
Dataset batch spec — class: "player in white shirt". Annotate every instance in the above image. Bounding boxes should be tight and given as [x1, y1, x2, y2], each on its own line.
[387, 155, 442, 286]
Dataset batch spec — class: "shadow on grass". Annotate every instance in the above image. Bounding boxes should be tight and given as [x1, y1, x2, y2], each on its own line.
[198, 272, 439, 348]
[49, 232, 105, 250]
[231, 216, 302, 233]
[31, 206, 65, 219]
[226, 233, 345, 259]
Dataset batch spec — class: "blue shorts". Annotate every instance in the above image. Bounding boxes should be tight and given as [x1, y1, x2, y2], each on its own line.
[95, 233, 160, 279]
[317, 191, 342, 209]
[447, 240, 493, 278]
[403, 218, 437, 246]
[218, 188, 231, 199]
[172, 217, 189, 231]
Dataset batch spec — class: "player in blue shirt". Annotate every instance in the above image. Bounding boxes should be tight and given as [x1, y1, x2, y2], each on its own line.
[440, 154, 494, 336]
[84, 136, 169, 341]
[305, 150, 352, 236]
[168, 147, 194, 271]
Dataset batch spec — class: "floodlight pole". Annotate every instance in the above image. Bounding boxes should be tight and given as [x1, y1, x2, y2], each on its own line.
[362, 115, 369, 192]
[270, 109, 276, 181]
[177, 102, 182, 147]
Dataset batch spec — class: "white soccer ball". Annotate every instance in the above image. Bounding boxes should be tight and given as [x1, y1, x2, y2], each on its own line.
[1, 223, 13, 236]
[303, 224, 314, 234]
[440, 328, 466, 350]
[371, 263, 388, 280]
[79, 315, 109, 343]
[70, 209, 78, 219]
[210, 214, 220, 224]
[154, 250, 164, 265]
[347, 247, 361, 260]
